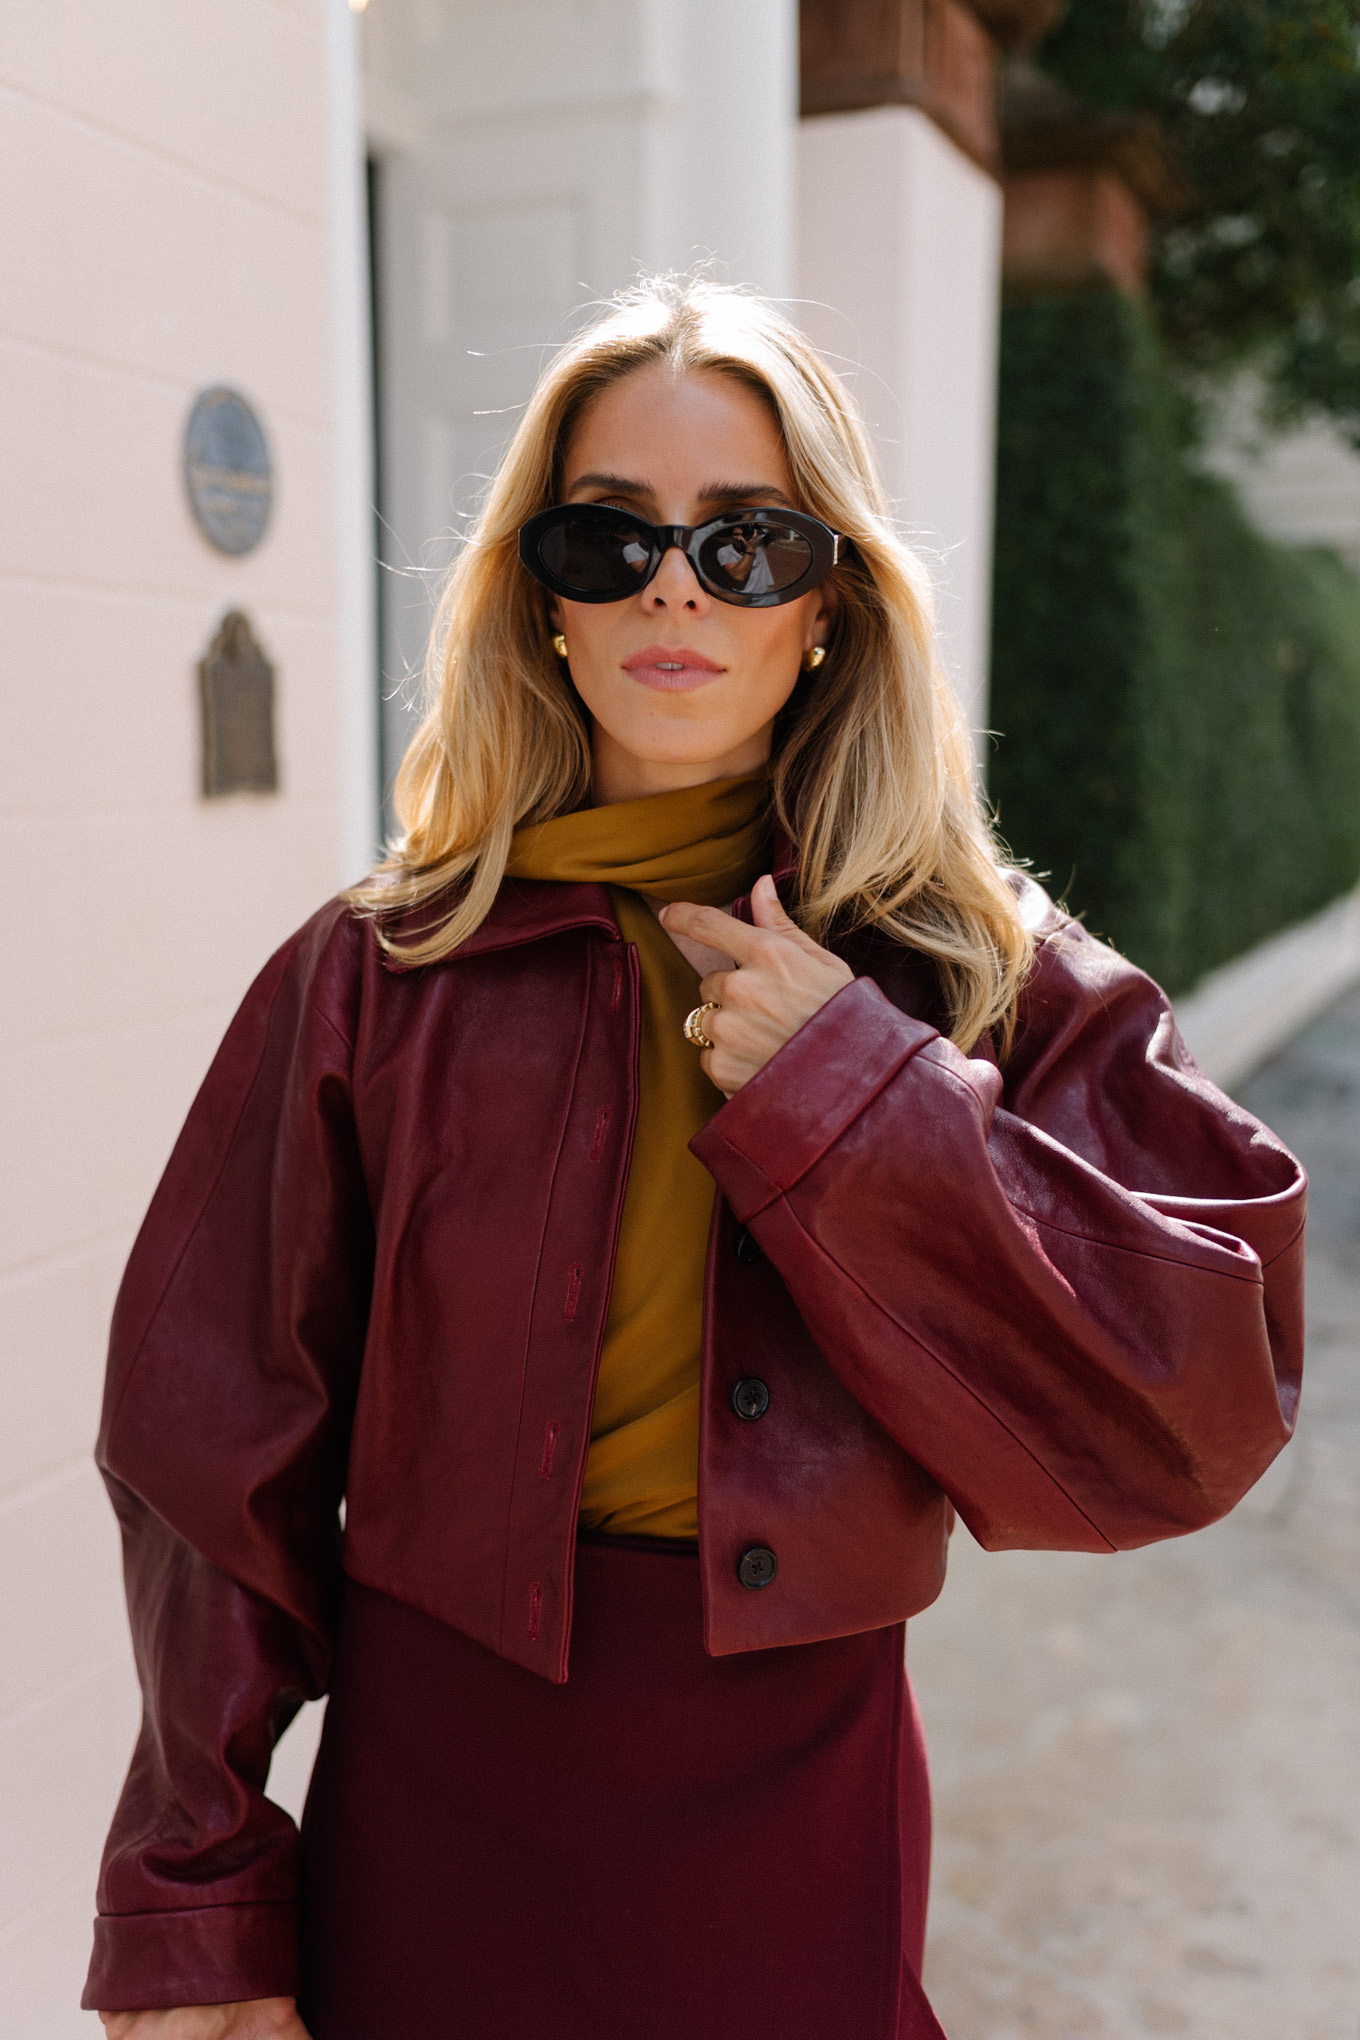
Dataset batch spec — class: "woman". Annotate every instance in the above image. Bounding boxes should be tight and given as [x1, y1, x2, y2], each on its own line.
[87, 276, 1305, 2040]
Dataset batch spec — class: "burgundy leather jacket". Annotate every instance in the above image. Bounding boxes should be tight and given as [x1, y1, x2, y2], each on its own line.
[85, 872, 1305, 2010]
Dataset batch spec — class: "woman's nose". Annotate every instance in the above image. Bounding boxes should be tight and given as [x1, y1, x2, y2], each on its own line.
[646, 542, 709, 611]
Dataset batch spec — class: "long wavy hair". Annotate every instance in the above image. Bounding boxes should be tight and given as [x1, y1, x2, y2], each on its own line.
[349, 273, 1031, 1052]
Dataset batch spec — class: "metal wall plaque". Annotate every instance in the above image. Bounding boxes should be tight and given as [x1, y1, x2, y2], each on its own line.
[184, 387, 272, 554]
[199, 610, 279, 796]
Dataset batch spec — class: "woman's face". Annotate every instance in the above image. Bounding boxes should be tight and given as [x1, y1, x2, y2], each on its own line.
[551, 363, 836, 804]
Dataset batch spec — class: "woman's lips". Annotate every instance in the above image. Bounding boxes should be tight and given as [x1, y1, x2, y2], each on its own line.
[620, 644, 726, 693]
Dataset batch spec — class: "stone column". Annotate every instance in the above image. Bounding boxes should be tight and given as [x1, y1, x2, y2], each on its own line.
[797, 0, 1048, 754]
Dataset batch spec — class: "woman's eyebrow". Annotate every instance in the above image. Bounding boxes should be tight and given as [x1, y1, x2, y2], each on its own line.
[564, 472, 796, 509]
[566, 471, 653, 499]
[697, 482, 795, 507]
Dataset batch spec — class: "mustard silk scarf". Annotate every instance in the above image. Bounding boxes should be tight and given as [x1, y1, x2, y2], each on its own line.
[505, 773, 771, 1538]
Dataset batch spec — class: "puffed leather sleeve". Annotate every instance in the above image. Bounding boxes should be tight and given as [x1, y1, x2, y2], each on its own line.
[83, 904, 373, 2013]
[692, 886, 1305, 1551]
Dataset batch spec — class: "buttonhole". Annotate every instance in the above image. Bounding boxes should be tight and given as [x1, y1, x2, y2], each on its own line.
[589, 1107, 610, 1162]
[563, 1266, 583, 1321]
[527, 1581, 543, 1642]
[609, 956, 624, 1012]
[539, 1420, 561, 1479]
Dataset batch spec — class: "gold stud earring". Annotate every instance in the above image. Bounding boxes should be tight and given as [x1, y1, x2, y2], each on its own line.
[802, 645, 827, 673]
[551, 633, 569, 660]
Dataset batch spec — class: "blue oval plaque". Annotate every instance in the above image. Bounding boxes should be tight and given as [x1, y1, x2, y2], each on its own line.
[184, 387, 272, 555]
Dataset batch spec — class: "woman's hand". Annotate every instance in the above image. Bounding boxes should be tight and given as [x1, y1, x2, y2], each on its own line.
[661, 873, 854, 1097]
[99, 2000, 309, 2040]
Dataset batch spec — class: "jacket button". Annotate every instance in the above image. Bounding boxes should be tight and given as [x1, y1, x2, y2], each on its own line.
[737, 1545, 778, 1590]
[731, 1377, 770, 1421]
[733, 1226, 763, 1265]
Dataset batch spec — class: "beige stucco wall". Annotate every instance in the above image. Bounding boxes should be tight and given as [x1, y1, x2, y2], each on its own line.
[0, 4, 368, 2026]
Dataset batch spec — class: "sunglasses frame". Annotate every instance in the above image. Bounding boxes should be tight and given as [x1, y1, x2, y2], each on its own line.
[517, 502, 842, 609]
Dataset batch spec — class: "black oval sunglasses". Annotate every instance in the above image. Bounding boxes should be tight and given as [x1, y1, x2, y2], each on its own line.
[518, 503, 842, 609]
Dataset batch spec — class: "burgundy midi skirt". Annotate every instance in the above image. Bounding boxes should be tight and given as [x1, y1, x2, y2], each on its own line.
[298, 1534, 946, 2039]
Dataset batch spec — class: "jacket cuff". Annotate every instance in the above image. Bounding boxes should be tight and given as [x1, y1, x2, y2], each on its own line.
[82, 1901, 299, 2013]
[691, 976, 937, 1219]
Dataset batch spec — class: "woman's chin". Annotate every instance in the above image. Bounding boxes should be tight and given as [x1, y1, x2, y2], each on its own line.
[590, 720, 772, 792]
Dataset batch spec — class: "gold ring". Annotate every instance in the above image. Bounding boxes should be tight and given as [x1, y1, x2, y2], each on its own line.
[683, 1001, 720, 1050]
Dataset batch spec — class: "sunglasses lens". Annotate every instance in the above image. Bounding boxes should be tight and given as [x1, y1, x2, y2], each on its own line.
[537, 512, 652, 596]
[699, 520, 815, 599]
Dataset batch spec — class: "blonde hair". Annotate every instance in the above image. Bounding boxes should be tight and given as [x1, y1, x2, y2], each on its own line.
[350, 274, 1031, 1052]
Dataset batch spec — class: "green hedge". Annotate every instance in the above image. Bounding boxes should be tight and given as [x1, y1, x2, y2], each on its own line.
[989, 290, 1360, 995]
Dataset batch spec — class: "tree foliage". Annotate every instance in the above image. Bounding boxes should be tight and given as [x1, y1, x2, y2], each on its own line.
[1035, 1, 1360, 439]
[990, 290, 1360, 989]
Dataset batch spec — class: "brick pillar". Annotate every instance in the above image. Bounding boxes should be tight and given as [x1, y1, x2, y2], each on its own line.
[1000, 61, 1187, 297]
[796, 0, 1055, 753]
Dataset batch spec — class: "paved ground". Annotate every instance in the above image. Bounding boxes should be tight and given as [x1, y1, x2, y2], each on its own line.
[910, 983, 1360, 2040]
